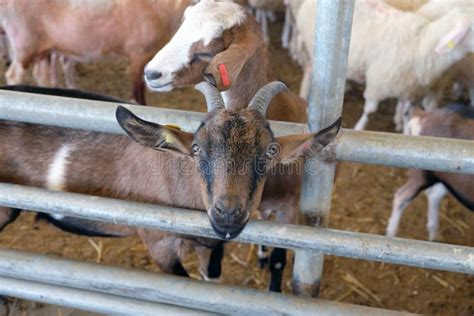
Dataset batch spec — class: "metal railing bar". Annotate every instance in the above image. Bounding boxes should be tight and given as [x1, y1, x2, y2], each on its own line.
[0, 90, 303, 136]
[0, 249, 412, 316]
[0, 276, 212, 316]
[0, 183, 472, 275]
[1, 90, 473, 174]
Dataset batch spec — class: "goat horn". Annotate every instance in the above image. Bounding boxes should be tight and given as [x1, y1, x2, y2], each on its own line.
[248, 81, 288, 115]
[195, 82, 225, 112]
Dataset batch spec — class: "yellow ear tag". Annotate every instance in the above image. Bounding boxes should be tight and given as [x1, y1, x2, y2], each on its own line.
[163, 124, 181, 144]
[164, 132, 174, 144]
[164, 124, 181, 131]
[447, 40, 455, 49]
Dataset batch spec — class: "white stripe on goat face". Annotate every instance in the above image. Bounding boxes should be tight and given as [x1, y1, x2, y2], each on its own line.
[144, 0, 246, 92]
[46, 144, 73, 220]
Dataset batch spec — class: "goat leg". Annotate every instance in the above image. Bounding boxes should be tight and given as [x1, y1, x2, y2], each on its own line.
[196, 243, 224, 282]
[139, 230, 190, 277]
[387, 170, 432, 238]
[258, 245, 270, 268]
[425, 183, 448, 241]
[268, 248, 286, 292]
[0, 208, 20, 232]
[354, 99, 379, 131]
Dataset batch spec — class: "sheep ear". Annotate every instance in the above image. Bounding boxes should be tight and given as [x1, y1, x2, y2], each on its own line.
[435, 19, 471, 54]
[116, 106, 193, 156]
[203, 24, 260, 91]
[275, 118, 341, 163]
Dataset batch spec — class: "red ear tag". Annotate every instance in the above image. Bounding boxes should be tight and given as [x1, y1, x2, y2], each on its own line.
[218, 63, 231, 88]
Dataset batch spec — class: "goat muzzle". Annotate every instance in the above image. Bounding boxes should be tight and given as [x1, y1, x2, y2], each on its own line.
[209, 199, 249, 240]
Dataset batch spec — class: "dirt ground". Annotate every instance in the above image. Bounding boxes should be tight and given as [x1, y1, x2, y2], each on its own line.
[0, 19, 473, 316]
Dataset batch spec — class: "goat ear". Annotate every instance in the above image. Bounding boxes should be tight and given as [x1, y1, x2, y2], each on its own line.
[435, 19, 471, 54]
[116, 106, 193, 155]
[203, 24, 259, 91]
[275, 118, 341, 163]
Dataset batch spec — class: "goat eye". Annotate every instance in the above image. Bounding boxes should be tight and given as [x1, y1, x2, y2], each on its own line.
[192, 144, 201, 156]
[266, 143, 280, 158]
[191, 52, 213, 64]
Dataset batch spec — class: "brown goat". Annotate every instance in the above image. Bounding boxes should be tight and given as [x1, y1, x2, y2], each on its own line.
[387, 103, 474, 241]
[1, 0, 192, 104]
[143, 0, 309, 292]
[144, 0, 307, 123]
[0, 83, 340, 280]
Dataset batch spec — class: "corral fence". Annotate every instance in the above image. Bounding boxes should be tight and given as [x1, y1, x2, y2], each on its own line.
[0, 1, 473, 315]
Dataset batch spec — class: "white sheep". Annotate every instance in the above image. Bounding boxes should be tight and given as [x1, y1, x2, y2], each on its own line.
[295, 0, 428, 100]
[248, 0, 284, 42]
[351, 2, 474, 130]
[281, 0, 305, 50]
[296, 0, 474, 131]
[384, 0, 428, 11]
[416, 0, 474, 108]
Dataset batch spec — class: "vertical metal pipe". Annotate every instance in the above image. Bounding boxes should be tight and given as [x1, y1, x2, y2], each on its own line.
[293, 0, 354, 297]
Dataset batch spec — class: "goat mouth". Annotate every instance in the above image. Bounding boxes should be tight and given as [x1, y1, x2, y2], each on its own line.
[209, 218, 248, 240]
[146, 81, 173, 91]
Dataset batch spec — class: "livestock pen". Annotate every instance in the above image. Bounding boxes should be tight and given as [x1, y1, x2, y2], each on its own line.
[0, 1, 473, 315]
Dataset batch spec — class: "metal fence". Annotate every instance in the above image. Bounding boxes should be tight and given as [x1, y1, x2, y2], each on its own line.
[0, 0, 473, 314]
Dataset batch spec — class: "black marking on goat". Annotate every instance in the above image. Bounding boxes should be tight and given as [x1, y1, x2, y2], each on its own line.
[0, 208, 20, 232]
[247, 130, 266, 203]
[0, 85, 131, 104]
[263, 122, 275, 142]
[248, 157, 264, 203]
[190, 52, 214, 65]
[196, 123, 216, 197]
[269, 248, 286, 293]
[195, 122, 206, 135]
[445, 103, 474, 120]
[208, 242, 224, 279]
[172, 261, 190, 277]
[198, 155, 214, 197]
[36, 213, 122, 237]
[439, 180, 474, 211]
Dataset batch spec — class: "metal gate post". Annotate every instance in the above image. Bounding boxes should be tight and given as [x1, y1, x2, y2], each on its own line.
[293, 0, 354, 297]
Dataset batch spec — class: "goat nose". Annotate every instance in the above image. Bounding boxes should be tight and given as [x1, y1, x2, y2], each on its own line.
[215, 200, 242, 218]
[145, 70, 162, 81]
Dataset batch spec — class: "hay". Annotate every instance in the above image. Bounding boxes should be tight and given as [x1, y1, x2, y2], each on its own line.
[246, 244, 255, 264]
[355, 217, 374, 223]
[230, 252, 249, 267]
[343, 273, 383, 306]
[188, 272, 201, 280]
[377, 271, 400, 285]
[431, 274, 455, 292]
[129, 243, 147, 252]
[334, 289, 353, 302]
[87, 238, 103, 263]
[440, 212, 466, 236]
[352, 166, 361, 177]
